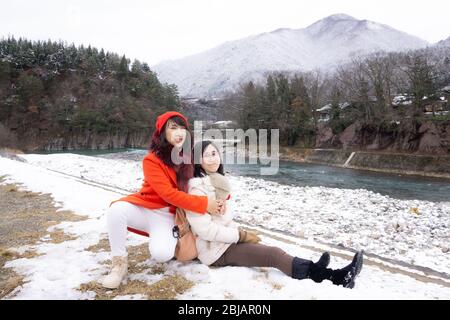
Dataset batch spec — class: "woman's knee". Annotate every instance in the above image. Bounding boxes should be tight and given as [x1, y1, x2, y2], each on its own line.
[149, 246, 175, 262]
[108, 201, 129, 214]
[107, 202, 133, 221]
[148, 236, 176, 262]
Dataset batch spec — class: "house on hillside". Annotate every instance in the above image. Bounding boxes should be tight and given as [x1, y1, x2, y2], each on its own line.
[315, 104, 332, 122]
[423, 86, 450, 116]
[392, 94, 413, 107]
[315, 102, 351, 122]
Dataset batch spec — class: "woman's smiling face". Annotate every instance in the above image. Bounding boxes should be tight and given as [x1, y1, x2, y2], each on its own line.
[201, 144, 221, 173]
[165, 119, 186, 148]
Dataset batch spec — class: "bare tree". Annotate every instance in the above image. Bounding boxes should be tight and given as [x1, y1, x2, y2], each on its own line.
[401, 52, 437, 116]
[336, 57, 372, 122]
[364, 52, 395, 118]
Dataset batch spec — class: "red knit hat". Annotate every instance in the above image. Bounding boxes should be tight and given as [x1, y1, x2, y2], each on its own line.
[155, 111, 189, 134]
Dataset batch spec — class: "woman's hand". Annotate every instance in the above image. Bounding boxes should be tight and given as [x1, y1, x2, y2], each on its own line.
[219, 200, 227, 215]
[238, 229, 261, 244]
[207, 198, 223, 215]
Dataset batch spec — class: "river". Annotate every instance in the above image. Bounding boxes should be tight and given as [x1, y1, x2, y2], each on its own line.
[35, 148, 450, 203]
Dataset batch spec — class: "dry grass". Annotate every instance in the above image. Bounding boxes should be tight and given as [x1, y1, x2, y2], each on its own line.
[145, 275, 194, 299]
[81, 240, 192, 300]
[86, 241, 167, 274]
[0, 179, 87, 249]
[5, 185, 18, 192]
[48, 228, 79, 244]
[0, 247, 17, 263]
[79, 275, 194, 300]
[0, 274, 25, 299]
[128, 244, 154, 274]
[0, 247, 27, 299]
[0, 176, 88, 299]
[86, 236, 110, 253]
[0, 247, 42, 265]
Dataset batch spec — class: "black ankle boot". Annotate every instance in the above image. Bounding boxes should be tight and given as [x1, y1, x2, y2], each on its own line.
[315, 252, 330, 268]
[333, 250, 364, 288]
[308, 251, 364, 289]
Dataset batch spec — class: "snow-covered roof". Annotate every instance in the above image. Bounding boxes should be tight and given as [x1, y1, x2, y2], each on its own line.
[316, 102, 350, 112]
[339, 102, 350, 109]
[392, 95, 413, 106]
[316, 104, 332, 112]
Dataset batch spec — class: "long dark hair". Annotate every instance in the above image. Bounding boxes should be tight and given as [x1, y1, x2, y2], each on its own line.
[150, 115, 194, 192]
[193, 140, 225, 178]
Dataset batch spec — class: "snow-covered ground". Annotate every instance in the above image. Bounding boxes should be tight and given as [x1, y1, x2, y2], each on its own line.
[0, 153, 449, 299]
[18, 153, 450, 274]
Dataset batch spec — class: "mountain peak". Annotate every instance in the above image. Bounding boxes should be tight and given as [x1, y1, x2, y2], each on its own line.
[153, 14, 429, 97]
[305, 13, 359, 35]
[323, 13, 357, 21]
[436, 36, 450, 46]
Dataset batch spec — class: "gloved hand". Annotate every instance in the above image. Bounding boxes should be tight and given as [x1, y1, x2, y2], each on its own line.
[238, 229, 261, 244]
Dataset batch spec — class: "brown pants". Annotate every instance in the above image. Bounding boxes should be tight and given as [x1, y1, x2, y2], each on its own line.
[211, 243, 294, 277]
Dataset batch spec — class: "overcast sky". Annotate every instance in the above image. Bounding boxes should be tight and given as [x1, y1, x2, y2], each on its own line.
[1, 0, 449, 66]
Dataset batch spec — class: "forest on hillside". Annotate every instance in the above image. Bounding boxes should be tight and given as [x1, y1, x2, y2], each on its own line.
[1, 37, 449, 153]
[0, 37, 180, 150]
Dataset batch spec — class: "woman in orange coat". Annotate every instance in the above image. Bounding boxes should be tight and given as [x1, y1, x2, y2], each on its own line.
[102, 111, 223, 289]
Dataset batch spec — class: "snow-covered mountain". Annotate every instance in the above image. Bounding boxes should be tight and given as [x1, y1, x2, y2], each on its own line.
[435, 36, 450, 47]
[152, 14, 429, 98]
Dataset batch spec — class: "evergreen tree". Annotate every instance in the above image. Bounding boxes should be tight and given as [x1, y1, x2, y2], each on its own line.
[0, 37, 181, 150]
[117, 55, 129, 79]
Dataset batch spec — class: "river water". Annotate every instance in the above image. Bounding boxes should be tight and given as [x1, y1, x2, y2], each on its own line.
[36, 148, 450, 203]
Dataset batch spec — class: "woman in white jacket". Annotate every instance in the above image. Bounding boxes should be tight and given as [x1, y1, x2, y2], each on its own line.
[185, 140, 364, 288]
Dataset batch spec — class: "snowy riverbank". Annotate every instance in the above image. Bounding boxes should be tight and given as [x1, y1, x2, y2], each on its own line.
[0, 153, 449, 299]
[19, 153, 450, 275]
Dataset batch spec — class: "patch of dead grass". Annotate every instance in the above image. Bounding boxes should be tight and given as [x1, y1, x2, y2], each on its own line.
[128, 244, 151, 274]
[86, 236, 110, 253]
[81, 240, 192, 300]
[0, 247, 42, 266]
[0, 247, 26, 299]
[0, 179, 87, 249]
[0, 177, 88, 299]
[0, 247, 18, 263]
[48, 228, 79, 244]
[6, 185, 18, 192]
[0, 274, 25, 299]
[79, 275, 194, 300]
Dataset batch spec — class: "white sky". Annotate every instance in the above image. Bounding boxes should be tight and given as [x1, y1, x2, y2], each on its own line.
[1, 0, 449, 66]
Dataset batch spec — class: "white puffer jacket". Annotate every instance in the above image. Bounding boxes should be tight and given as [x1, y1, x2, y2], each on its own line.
[185, 175, 240, 266]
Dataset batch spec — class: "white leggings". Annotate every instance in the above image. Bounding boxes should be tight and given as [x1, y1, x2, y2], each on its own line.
[106, 201, 177, 262]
